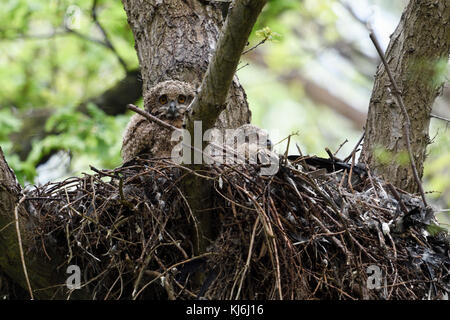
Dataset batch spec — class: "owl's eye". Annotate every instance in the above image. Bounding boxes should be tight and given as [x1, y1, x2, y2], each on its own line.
[178, 95, 186, 104]
[159, 95, 168, 104]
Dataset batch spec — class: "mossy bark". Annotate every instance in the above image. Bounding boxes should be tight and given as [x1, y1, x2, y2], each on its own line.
[361, 0, 450, 192]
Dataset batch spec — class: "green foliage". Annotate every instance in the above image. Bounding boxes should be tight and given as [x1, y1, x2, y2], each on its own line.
[255, 27, 281, 42]
[0, 109, 22, 141]
[424, 123, 450, 208]
[373, 147, 410, 167]
[0, 0, 136, 184]
[409, 57, 450, 90]
[373, 146, 392, 165]
[0, 0, 136, 110]
[431, 59, 449, 89]
[26, 104, 128, 182]
[1, 104, 128, 185]
[0, 109, 25, 179]
[426, 223, 448, 237]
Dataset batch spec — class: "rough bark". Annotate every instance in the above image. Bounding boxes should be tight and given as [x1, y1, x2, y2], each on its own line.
[360, 0, 450, 192]
[121, 0, 251, 130]
[0, 148, 87, 299]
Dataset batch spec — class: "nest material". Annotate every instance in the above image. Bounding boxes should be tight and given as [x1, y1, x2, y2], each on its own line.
[23, 156, 450, 300]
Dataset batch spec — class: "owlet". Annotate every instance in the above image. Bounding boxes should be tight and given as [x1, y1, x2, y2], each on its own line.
[121, 80, 195, 163]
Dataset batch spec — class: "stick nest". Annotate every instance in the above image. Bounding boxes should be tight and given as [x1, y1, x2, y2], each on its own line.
[23, 157, 450, 300]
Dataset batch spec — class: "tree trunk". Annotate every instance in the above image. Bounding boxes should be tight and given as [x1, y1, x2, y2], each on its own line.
[0, 148, 88, 299]
[360, 0, 450, 192]
[121, 0, 251, 130]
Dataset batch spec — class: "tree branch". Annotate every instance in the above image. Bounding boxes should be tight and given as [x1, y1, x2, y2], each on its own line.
[186, 0, 268, 137]
[180, 0, 267, 280]
[369, 31, 428, 207]
[360, 0, 450, 193]
[90, 0, 129, 72]
[127, 104, 180, 132]
[430, 113, 450, 123]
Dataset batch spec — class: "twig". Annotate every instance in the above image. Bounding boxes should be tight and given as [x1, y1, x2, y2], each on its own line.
[132, 253, 212, 299]
[347, 150, 356, 194]
[235, 216, 260, 299]
[65, 27, 109, 47]
[284, 134, 293, 158]
[0, 29, 67, 41]
[366, 165, 379, 200]
[186, 0, 268, 135]
[127, 104, 181, 132]
[344, 132, 364, 163]
[89, 165, 117, 178]
[430, 113, 450, 123]
[386, 183, 409, 217]
[91, 0, 128, 72]
[334, 139, 348, 156]
[236, 62, 250, 72]
[242, 38, 267, 55]
[65, 223, 73, 264]
[14, 195, 34, 300]
[369, 31, 428, 208]
[310, 214, 350, 265]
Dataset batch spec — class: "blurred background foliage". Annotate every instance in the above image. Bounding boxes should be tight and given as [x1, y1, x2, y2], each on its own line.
[0, 0, 448, 223]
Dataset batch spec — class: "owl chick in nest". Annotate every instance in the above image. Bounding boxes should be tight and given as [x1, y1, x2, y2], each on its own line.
[205, 124, 279, 175]
[121, 80, 195, 163]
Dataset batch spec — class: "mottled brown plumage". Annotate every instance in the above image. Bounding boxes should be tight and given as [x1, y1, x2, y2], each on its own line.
[205, 124, 276, 165]
[121, 80, 195, 162]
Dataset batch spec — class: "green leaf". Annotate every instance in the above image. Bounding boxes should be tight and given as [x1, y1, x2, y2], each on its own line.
[426, 223, 448, 237]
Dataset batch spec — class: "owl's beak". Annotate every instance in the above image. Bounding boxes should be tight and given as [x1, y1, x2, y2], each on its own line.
[168, 101, 177, 117]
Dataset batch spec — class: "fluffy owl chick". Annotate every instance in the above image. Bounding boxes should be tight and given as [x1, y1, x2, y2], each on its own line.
[225, 124, 272, 164]
[121, 80, 195, 163]
[206, 124, 277, 166]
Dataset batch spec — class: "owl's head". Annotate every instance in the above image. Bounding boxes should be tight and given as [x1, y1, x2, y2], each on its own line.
[144, 80, 195, 120]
